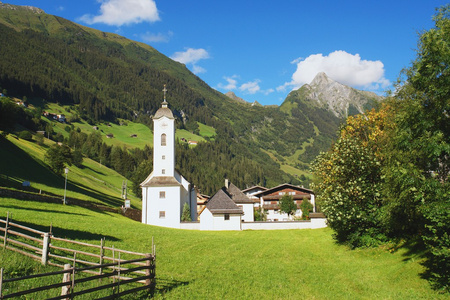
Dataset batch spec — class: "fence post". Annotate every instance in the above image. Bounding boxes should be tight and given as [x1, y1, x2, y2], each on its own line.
[145, 253, 153, 287]
[0, 267, 3, 299]
[61, 264, 71, 299]
[3, 212, 9, 248]
[41, 232, 50, 265]
[99, 237, 104, 275]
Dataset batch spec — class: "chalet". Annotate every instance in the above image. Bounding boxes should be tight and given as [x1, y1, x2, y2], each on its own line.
[253, 183, 315, 221]
[200, 188, 243, 230]
[224, 180, 254, 222]
[188, 140, 198, 145]
[130, 134, 138, 138]
[242, 185, 268, 209]
[106, 133, 114, 138]
[93, 126, 99, 130]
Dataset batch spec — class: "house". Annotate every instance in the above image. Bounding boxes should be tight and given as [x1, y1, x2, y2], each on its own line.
[188, 140, 198, 145]
[200, 188, 243, 230]
[93, 126, 99, 130]
[224, 180, 254, 222]
[253, 183, 315, 221]
[106, 133, 114, 138]
[141, 86, 197, 229]
[196, 193, 210, 220]
[130, 134, 137, 138]
[242, 185, 268, 209]
[57, 114, 66, 123]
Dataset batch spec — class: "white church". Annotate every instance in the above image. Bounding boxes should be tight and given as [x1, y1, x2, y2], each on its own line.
[140, 86, 197, 228]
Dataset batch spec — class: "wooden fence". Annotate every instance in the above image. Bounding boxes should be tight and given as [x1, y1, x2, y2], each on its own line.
[0, 213, 156, 299]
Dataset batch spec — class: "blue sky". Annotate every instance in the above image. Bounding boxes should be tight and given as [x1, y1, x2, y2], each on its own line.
[5, 0, 448, 105]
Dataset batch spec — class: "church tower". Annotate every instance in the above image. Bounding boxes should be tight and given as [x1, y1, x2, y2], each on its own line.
[153, 85, 175, 178]
[141, 85, 197, 228]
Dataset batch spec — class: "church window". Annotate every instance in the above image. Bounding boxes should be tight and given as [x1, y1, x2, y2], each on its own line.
[159, 191, 165, 199]
[162, 155, 165, 160]
[224, 214, 230, 221]
[159, 211, 165, 218]
[161, 134, 166, 146]
[162, 169, 165, 174]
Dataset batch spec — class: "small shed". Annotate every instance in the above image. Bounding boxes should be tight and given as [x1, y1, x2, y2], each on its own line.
[200, 188, 243, 230]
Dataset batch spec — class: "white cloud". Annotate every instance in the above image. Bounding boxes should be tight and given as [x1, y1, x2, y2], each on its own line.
[171, 48, 209, 65]
[279, 50, 390, 91]
[218, 75, 239, 90]
[140, 31, 173, 43]
[79, 0, 160, 26]
[239, 80, 261, 94]
[171, 48, 210, 74]
[192, 65, 206, 74]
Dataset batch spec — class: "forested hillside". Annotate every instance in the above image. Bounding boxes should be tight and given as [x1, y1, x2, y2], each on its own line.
[0, 3, 379, 194]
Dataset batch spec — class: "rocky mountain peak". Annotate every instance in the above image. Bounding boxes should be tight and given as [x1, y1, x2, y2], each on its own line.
[293, 72, 383, 118]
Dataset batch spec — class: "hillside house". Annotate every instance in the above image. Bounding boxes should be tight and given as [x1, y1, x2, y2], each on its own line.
[253, 184, 315, 221]
[106, 133, 114, 138]
[200, 188, 243, 230]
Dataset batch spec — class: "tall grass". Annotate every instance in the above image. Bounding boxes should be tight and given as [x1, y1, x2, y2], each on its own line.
[0, 198, 445, 299]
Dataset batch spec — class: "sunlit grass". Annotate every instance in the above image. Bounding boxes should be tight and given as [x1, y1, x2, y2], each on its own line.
[0, 198, 445, 299]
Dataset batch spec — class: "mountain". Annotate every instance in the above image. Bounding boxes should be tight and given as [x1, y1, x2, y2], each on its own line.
[292, 72, 383, 118]
[225, 91, 247, 104]
[0, 2, 383, 193]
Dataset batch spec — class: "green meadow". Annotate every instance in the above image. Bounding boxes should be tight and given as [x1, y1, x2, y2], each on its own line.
[0, 198, 444, 299]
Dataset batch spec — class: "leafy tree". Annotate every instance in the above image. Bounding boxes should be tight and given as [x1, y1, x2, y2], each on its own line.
[45, 144, 72, 175]
[311, 107, 392, 247]
[18, 130, 32, 141]
[299, 199, 313, 220]
[381, 5, 450, 290]
[279, 194, 297, 217]
[181, 203, 191, 221]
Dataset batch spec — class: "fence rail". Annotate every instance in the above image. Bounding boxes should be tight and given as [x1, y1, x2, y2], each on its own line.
[0, 212, 156, 299]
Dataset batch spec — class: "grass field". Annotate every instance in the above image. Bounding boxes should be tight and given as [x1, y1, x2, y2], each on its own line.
[0, 198, 445, 299]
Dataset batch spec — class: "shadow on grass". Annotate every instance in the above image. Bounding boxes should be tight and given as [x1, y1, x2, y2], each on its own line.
[3, 219, 119, 242]
[153, 277, 190, 297]
[81, 164, 107, 176]
[0, 204, 87, 216]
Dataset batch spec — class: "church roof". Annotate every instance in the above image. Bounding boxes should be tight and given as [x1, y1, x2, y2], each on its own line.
[206, 188, 243, 214]
[227, 182, 253, 204]
[153, 106, 174, 119]
[141, 176, 181, 187]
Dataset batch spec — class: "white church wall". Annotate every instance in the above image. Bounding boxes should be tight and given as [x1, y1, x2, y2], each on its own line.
[143, 186, 181, 229]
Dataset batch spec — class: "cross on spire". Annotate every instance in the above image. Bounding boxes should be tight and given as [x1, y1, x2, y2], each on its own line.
[162, 84, 168, 107]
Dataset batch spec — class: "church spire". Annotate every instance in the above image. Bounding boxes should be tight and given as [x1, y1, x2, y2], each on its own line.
[162, 84, 168, 108]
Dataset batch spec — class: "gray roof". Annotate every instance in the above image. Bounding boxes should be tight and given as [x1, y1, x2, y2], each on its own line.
[141, 176, 181, 187]
[153, 103, 174, 119]
[206, 188, 243, 214]
[227, 183, 253, 204]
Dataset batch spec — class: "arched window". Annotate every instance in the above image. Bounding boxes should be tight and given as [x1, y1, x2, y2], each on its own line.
[161, 133, 166, 146]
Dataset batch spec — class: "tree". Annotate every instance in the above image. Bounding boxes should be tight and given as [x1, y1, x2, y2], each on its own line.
[45, 144, 72, 175]
[381, 5, 450, 290]
[181, 202, 191, 221]
[279, 194, 297, 218]
[299, 199, 313, 220]
[311, 106, 392, 247]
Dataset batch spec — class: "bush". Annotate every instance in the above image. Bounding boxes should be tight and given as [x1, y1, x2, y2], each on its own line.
[18, 130, 32, 141]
